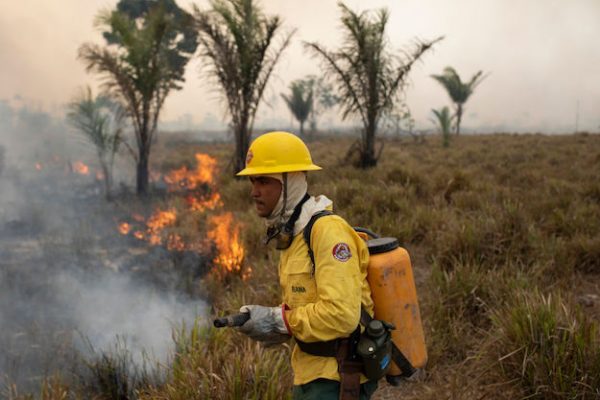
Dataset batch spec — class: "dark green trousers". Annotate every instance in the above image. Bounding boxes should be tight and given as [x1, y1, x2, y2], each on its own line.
[292, 378, 378, 400]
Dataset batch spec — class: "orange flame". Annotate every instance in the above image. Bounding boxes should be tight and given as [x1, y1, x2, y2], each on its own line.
[118, 222, 131, 235]
[115, 153, 249, 279]
[146, 210, 177, 245]
[167, 234, 186, 252]
[194, 153, 218, 185]
[187, 192, 223, 212]
[96, 170, 105, 181]
[35, 163, 43, 171]
[164, 153, 218, 191]
[73, 161, 89, 175]
[207, 213, 246, 278]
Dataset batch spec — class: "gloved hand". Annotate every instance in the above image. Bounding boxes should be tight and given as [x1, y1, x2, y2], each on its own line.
[237, 304, 291, 345]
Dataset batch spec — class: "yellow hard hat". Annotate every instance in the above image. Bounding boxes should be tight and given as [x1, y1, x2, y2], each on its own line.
[236, 131, 322, 176]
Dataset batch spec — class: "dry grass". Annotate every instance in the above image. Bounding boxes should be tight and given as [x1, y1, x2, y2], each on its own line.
[12, 132, 600, 399]
[143, 132, 600, 399]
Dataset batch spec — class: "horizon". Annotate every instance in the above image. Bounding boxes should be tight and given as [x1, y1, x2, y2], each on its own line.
[1, 0, 599, 135]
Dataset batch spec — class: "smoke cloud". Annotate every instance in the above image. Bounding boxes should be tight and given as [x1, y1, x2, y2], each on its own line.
[0, 103, 209, 394]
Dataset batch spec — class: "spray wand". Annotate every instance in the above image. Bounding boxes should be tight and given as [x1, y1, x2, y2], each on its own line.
[213, 312, 250, 328]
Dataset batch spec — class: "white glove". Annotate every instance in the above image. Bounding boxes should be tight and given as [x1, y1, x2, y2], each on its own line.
[237, 305, 291, 344]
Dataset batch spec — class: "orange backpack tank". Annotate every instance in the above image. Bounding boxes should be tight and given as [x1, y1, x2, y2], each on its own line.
[304, 211, 428, 384]
[360, 234, 428, 383]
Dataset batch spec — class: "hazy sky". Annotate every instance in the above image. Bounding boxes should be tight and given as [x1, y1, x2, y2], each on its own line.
[1, 0, 599, 133]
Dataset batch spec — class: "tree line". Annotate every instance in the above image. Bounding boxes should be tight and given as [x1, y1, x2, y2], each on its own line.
[68, 0, 485, 199]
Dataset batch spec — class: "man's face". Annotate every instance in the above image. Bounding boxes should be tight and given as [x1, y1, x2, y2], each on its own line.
[249, 176, 282, 218]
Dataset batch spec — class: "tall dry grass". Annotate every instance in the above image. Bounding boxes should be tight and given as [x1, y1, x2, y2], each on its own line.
[12, 132, 600, 399]
[186, 133, 600, 399]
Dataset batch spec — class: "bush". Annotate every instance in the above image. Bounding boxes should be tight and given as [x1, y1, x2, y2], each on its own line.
[427, 260, 532, 362]
[140, 321, 292, 400]
[77, 336, 161, 400]
[489, 291, 600, 399]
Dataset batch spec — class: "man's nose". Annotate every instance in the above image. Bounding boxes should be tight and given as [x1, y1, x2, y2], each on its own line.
[250, 183, 260, 198]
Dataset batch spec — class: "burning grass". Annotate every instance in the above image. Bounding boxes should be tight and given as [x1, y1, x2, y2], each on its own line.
[5, 132, 600, 399]
[115, 152, 248, 279]
[164, 133, 600, 400]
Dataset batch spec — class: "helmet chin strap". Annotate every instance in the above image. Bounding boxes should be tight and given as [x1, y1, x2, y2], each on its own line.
[279, 173, 288, 226]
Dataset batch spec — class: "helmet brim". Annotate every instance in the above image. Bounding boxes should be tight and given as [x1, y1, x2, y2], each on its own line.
[236, 164, 322, 176]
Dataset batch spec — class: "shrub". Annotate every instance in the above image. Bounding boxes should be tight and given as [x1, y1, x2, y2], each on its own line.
[428, 262, 497, 361]
[489, 291, 600, 399]
[77, 336, 161, 400]
[140, 321, 292, 400]
[567, 235, 600, 274]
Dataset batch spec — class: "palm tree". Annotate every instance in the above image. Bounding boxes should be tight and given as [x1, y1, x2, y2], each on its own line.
[193, 0, 294, 175]
[303, 75, 338, 134]
[430, 106, 454, 148]
[67, 87, 126, 200]
[78, 0, 198, 195]
[305, 3, 442, 168]
[431, 67, 486, 136]
[281, 81, 313, 137]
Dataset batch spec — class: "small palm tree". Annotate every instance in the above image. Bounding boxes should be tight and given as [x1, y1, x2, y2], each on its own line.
[67, 87, 126, 200]
[193, 0, 294, 175]
[431, 67, 486, 135]
[430, 106, 454, 148]
[306, 3, 442, 168]
[302, 75, 338, 134]
[281, 81, 313, 137]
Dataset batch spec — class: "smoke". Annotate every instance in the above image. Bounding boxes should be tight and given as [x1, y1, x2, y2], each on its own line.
[60, 269, 206, 364]
[0, 102, 209, 394]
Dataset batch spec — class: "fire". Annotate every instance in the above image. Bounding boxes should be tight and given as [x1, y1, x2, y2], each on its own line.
[207, 213, 245, 277]
[194, 153, 218, 185]
[167, 234, 186, 252]
[96, 170, 105, 181]
[118, 222, 131, 235]
[146, 210, 177, 245]
[118, 210, 178, 246]
[35, 163, 43, 171]
[187, 192, 222, 212]
[116, 152, 250, 279]
[73, 161, 89, 175]
[164, 153, 218, 191]
[163, 166, 189, 190]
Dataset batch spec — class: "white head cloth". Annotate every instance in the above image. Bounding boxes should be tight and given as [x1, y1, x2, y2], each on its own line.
[263, 172, 332, 235]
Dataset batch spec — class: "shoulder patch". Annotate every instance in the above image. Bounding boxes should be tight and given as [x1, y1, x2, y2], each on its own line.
[332, 242, 352, 262]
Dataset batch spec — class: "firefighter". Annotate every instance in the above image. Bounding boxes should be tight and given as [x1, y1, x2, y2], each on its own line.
[236, 131, 378, 400]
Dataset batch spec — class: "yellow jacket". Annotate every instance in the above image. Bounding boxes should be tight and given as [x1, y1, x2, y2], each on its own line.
[281, 214, 374, 385]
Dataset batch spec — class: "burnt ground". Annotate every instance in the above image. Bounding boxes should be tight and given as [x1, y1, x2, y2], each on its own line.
[0, 164, 209, 394]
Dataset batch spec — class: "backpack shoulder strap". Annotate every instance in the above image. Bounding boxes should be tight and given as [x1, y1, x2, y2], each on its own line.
[303, 210, 334, 274]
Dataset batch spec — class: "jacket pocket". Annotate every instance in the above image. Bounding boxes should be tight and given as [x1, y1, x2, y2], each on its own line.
[284, 258, 317, 307]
